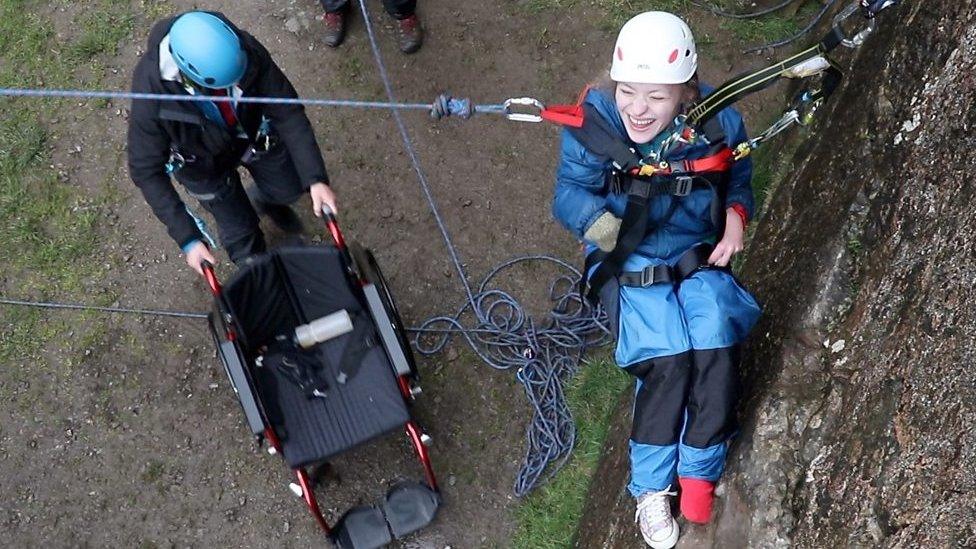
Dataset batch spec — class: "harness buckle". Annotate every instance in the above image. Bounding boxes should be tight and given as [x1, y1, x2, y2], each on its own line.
[674, 176, 693, 196]
[640, 266, 656, 287]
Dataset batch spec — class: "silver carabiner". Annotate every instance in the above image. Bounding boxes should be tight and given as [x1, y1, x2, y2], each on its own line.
[833, 1, 878, 48]
[503, 97, 545, 123]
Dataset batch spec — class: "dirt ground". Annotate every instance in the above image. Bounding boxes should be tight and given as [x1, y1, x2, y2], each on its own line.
[1, 0, 793, 546]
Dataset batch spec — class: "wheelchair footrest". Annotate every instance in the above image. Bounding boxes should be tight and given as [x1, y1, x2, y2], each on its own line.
[332, 482, 441, 548]
[383, 481, 441, 538]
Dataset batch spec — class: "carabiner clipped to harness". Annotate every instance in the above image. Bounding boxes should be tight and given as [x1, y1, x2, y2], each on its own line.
[861, 0, 899, 18]
[832, 1, 878, 48]
[502, 97, 545, 123]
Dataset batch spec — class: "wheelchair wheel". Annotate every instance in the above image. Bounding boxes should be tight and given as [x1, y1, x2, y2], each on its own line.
[350, 243, 419, 380]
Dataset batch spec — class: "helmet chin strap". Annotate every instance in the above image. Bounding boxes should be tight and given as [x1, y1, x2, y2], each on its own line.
[178, 71, 232, 96]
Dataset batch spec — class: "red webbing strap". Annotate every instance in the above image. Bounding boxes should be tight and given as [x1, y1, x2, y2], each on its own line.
[539, 85, 594, 128]
[627, 146, 735, 177]
[682, 147, 734, 173]
[541, 104, 584, 127]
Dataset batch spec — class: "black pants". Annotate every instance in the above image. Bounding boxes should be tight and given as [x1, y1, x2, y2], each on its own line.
[176, 143, 305, 264]
[320, 0, 416, 18]
[628, 346, 740, 448]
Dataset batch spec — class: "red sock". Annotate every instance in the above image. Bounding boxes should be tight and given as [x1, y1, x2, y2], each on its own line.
[679, 477, 715, 524]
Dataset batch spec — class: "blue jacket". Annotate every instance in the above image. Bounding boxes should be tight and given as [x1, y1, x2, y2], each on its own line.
[552, 87, 753, 262]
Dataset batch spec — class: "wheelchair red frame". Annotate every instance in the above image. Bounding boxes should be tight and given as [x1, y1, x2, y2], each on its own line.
[202, 211, 438, 543]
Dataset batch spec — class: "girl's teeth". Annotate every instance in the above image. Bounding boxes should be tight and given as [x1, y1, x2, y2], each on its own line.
[629, 116, 653, 128]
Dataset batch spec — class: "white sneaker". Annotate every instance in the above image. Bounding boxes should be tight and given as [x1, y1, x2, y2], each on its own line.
[635, 486, 680, 549]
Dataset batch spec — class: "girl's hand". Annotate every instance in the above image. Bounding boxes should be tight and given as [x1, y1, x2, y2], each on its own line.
[708, 208, 746, 267]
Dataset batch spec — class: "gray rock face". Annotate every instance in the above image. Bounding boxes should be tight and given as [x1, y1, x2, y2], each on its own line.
[576, 1, 976, 547]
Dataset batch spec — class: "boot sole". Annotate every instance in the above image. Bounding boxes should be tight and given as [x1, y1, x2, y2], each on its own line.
[644, 520, 679, 549]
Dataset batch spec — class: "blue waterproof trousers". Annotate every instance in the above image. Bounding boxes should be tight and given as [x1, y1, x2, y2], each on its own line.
[597, 251, 760, 497]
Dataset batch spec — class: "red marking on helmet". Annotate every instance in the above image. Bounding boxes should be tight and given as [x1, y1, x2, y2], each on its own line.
[617, 47, 624, 61]
[668, 49, 679, 64]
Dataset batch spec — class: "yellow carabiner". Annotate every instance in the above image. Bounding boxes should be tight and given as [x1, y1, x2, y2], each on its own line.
[637, 161, 668, 176]
[733, 142, 752, 161]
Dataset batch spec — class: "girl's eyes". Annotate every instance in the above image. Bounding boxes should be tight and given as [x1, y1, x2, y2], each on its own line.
[619, 89, 669, 101]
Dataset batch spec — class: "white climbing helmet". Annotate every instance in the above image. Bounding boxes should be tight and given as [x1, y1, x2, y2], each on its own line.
[610, 11, 698, 85]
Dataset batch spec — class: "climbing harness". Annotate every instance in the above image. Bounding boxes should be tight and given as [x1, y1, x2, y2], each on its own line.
[568, 104, 735, 304]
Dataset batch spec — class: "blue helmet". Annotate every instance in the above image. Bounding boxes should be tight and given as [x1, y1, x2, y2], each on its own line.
[168, 12, 247, 89]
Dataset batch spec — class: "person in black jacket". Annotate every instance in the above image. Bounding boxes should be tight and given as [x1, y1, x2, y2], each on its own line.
[127, 11, 338, 275]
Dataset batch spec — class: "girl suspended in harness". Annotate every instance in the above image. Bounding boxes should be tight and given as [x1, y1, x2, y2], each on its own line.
[551, 12, 761, 549]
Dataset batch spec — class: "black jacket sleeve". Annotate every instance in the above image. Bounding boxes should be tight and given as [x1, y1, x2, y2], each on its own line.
[126, 60, 202, 249]
[248, 37, 329, 189]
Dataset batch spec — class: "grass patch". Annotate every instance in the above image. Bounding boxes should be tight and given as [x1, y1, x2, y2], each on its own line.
[517, 0, 819, 49]
[68, 0, 134, 63]
[720, 13, 800, 45]
[719, 0, 823, 47]
[0, 0, 133, 360]
[513, 355, 629, 549]
[516, 0, 690, 31]
[140, 0, 176, 24]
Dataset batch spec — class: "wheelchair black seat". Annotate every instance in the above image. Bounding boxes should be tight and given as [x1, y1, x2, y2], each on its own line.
[220, 246, 409, 468]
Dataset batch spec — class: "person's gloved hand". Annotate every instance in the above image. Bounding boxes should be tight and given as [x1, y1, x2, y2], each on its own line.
[583, 211, 622, 252]
[309, 182, 338, 217]
[184, 241, 216, 275]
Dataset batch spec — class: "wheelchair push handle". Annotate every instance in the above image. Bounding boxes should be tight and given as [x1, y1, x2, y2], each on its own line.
[320, 205, 346, 250]
[319, 207, 365, 284]
[200, 260, 222, 297]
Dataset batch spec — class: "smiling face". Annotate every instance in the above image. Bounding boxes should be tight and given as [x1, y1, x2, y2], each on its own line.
[615, 81, 688, 144]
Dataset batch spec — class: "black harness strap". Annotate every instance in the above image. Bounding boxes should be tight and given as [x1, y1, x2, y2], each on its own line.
[616, 243, 720, 288]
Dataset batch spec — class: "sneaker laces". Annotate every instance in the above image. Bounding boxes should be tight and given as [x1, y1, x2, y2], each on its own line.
[635, 485, 678, 525]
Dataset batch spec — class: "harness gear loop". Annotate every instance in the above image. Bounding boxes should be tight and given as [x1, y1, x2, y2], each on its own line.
[502, 97, 545, 123]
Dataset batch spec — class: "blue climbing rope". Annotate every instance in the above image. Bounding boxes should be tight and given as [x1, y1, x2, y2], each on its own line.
[0, 87, 503, 119]
[354, 0, 607, 496]
[410, 256, 611, 495]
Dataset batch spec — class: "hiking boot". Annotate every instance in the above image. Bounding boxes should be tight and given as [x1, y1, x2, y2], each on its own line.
[635, 487, 679, 549]
[394, 14, 423, 54]
[678, 477, 716, 524]
[323, 11, 347, 48]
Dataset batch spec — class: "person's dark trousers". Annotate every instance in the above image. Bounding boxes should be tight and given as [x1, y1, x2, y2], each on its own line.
[175, 143, 306, 264]
[320, 0, 416, 19]
[630, 347, 740, 448]
[626, 345, 740, 496]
